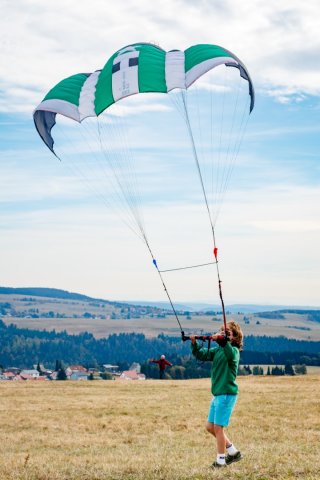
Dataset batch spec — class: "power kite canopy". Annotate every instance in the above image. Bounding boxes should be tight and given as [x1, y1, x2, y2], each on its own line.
[34, 42, 255, 341]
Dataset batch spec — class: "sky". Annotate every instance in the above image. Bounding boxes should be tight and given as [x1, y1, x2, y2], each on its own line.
[0, 0, 319, 307]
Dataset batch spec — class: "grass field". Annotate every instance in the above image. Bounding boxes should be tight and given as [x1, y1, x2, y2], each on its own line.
[0, 376, 319, 480]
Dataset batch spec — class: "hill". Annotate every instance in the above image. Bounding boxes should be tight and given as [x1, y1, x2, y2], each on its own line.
[1, 286, 319, 341]
[127, 300, 320, 313]
[2, 286, 319, 314]
[0, 286, 99, 302]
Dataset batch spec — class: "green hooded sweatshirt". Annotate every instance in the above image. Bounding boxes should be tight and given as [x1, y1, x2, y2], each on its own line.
[191, 341, 240, 396]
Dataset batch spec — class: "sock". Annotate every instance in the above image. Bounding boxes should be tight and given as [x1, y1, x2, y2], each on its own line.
[226, 443, 238, 456]
[216, 454, 226, 465]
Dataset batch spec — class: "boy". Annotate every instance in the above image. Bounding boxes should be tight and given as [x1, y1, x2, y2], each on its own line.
[190, 321, 243, 468]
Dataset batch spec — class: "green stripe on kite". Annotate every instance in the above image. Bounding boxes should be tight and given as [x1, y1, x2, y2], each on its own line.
[185, 44, 232, 72]
[94, 53, 118, 116]
[138, 46, 166, 93]
[43, 73, 89, 106]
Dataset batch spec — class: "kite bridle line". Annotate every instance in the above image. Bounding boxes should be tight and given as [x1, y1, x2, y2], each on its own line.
[143, 236, 184, 334]
[181, 92, 228, 336]
[143, 232, 228, 344]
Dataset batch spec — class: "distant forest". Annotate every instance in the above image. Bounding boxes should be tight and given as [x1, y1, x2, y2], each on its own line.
[1, 319, 319, 370]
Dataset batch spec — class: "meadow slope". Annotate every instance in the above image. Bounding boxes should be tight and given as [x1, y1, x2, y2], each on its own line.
[0, 376, 319, 480]
[1, 293, 320, 340]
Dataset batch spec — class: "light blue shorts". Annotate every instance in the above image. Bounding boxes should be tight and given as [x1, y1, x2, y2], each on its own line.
[207, 394, 238, 427]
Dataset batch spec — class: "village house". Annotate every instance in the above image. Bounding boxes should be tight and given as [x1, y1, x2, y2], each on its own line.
[68, 365, 88, 373]
[3, 367, 20, 375]
[2, 371, 16, 380]
[0, 362, 149, 381]
[70, 371, 89, 381]
[129, 362, 141, 373]
[118, 370, 146, 381]
[103, 364, 120, 374]
[19, 369, 39, 378]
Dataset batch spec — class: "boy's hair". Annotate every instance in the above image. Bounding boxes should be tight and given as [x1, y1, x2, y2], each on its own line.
[227, 320, 243, 351]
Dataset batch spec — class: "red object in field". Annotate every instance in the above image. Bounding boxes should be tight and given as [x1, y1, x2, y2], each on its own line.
[213, 247, 218, 259]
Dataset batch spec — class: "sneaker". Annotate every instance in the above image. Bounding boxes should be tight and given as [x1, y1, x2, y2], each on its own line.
[225, 451, 243, 465]
[211, 461, 227, 468]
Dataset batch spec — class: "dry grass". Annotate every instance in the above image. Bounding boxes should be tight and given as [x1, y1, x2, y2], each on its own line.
[0, 376, 319, 480]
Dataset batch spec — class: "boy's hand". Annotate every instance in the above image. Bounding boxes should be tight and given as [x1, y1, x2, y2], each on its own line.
[215, 332, 229, 346]
[190, 335, 196, 345]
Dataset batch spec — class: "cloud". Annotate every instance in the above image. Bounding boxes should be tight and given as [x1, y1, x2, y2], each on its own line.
[251, 220, 320, 233]
[1, 0, 320, 114]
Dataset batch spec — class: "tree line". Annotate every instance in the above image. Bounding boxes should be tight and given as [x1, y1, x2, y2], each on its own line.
[141, 362, 307, 380]
[0, 319, 319, 370]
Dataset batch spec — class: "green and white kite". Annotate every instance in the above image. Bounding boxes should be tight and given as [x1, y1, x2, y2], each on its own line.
[34, 42, 254, 154]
